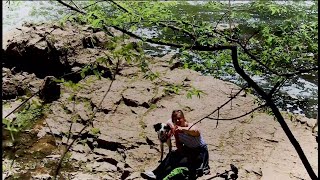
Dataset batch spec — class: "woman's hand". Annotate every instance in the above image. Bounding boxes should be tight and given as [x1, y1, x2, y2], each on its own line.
[174, 126, 187, 135]
[174, 125, 200, 137]
[174, 126, 184, 133]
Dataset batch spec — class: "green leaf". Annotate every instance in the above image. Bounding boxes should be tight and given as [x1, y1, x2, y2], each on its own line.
[187, 92, 192, 99]
[93, 69, 101, 80]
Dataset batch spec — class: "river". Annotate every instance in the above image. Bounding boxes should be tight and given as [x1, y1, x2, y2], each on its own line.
[3, 1, 318, 119]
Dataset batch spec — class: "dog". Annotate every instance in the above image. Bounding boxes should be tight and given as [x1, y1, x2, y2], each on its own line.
[153, 122, 173, 162]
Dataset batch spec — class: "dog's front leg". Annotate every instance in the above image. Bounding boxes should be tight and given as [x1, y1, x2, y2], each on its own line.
[159, 143, 164, 163]
[167, 138, 172, 152]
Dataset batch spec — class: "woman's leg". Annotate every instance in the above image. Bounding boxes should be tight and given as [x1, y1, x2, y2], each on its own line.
[185, 145, 210, 178]
[153, 150, 187, 179]
[201, 145, 210, 174]
[153, 151, 182, 175]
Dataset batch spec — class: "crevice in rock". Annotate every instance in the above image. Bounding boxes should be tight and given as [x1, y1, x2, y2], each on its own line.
[169, 61, 182, 70]
[122, 96, 139, 107]
[125, 144, 140, 150]
[96, 157, 118, 166]
[2, 81, 26, 100]
[149, 95, 164, 105]
[122, 97, 150, 109]
[141, 102, 150, 109]
[121, 170, 131, 180]
[96, 139, 126, 151]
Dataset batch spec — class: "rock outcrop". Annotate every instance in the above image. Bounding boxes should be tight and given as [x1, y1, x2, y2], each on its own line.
[2, 22, 318, 180]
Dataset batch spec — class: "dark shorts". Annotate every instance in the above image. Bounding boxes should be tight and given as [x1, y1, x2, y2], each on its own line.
[153, 145, 210, 179]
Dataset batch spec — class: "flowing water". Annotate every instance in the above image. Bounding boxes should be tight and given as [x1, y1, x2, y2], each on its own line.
[3, 1, 318, 119]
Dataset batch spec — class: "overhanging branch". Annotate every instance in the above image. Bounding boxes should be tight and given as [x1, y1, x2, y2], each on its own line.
[190, 84, 248, 128]
[56, 0, 231, 52]
[207, 104, 266, 121]
[231, 46, 317, 180]
[56, 0, 86, 14]
[106, 0, 198, 41]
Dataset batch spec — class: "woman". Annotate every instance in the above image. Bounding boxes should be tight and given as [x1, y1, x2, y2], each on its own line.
[141, 110, 210, 179]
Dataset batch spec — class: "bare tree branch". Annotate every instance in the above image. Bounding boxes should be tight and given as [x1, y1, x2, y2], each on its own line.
[279, 67, 318, 78]
[4, 93, 38, 120]
[214, 11, 229, 31]
[207, 104, 266, 121]
[230, 46, 317, 180]
[70, 0, 81, 11]
[81, 0, 103, 10]
[56, 0, 86, 14]
[244, 30, 260, 47]
[268, 78, 287, 98]
[109, 24, 233, 51]
[190, 85, 248, 128]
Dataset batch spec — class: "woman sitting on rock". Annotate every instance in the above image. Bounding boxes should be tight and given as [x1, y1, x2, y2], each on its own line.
[141, 110, 210, 179]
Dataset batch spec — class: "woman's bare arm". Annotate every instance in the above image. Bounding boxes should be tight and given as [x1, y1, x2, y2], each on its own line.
[177, 124, 200, 137]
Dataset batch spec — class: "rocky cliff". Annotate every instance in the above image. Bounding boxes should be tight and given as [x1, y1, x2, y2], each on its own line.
[2, 22, 318, 180]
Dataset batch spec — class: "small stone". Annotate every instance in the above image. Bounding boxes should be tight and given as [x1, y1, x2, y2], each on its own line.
[71, 123, 85, 134]
[125, 172, 141, 180]
[307, 118, 317, 128]
[37, 128, 47, 138]
[95, 162, 117, 172]
[70, 152, 88, 162]
[46, 155, 60, 159]
[86, 161, 117, 172]
[70, 172, 100, 180]
[72, 143, 91, 153]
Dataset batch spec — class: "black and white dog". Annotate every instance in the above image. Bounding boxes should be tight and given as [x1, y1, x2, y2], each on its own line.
[153, 122, 173, 162]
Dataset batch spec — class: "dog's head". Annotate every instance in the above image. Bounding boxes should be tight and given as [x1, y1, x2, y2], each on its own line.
[153, 123, 172, 142]
[225, 164, 238, 180]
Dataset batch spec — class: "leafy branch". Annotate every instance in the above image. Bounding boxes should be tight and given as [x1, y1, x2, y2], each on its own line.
[53, 56, 121, 180]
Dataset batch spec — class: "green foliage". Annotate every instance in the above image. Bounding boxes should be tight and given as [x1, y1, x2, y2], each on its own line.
[149, 104, 157, 110]
[144, 71, 159, 81]
[57, 78, 85, 92]
[80, 63, 104, 80]
[3, 100, 46, 141]
[90, 127, 100, 135]
[262, 107, 274, 116]
[44, 1, 319, 80]
[164, 84, 182, 95]
[186, 87, 204, 99]
[3, 118, 18, 141]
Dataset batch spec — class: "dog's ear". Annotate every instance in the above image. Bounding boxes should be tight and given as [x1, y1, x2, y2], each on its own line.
[153, 123, 162, 132]
[164, 124, 171, 131]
